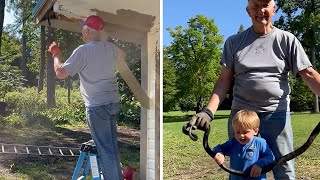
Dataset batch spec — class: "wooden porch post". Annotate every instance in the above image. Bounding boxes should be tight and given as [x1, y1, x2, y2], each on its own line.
[140, 18, 159, 179]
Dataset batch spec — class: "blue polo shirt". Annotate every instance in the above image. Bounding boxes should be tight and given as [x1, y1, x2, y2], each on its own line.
[212, 136, 275, 180]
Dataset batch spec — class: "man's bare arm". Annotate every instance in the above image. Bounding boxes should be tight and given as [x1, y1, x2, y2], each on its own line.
[53, 54, 69, 80]
[299, 67, 320, 96]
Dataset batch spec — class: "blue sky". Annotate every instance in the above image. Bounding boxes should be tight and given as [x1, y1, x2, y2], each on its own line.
[4, 1, 283, 46]
[163, 0, 281, 46]
[4, 8, 14, 26]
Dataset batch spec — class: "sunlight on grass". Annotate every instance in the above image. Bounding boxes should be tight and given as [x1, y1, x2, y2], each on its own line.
[163, 111, 320, 180]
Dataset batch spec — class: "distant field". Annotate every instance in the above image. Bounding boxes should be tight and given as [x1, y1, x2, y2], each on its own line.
[163, 110, 320, 180]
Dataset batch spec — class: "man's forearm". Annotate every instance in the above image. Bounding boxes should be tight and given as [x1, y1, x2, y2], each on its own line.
[53, 55, 63, 73]
[300, 67, 320, 96]
[52, 54, 69, 80]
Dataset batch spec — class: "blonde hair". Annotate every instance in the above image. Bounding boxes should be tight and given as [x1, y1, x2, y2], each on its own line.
[232, 110, 260, 131]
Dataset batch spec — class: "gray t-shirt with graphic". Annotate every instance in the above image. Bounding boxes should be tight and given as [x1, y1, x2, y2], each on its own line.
[221, 27, 312, 112]
[62, 41, 119, 107]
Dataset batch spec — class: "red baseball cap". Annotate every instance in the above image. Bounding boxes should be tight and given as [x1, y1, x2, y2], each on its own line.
[84, 15, 105, 31]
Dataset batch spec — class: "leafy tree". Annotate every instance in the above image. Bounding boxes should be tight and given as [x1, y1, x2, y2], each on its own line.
[37, 26, 45, 93]
[274, 0, 320, 112]
[0, 0, 4, 54]
[163, 47, 178, 112]
[0, 31, 24, 99]
[0, 30, 21, 63]
[0, 31, 24, 100]
[0, 64, 24, 100]
[166, 15, 223, 112]
[290, 76, 314, 111]
[6, 0, 40, 86]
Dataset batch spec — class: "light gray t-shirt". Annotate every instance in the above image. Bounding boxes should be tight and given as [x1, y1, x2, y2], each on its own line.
[62, 41, 119, 107]
[221, 27, 312, 112]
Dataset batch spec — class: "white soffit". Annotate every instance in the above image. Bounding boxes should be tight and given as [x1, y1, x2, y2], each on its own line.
[53, 0, 159, 19]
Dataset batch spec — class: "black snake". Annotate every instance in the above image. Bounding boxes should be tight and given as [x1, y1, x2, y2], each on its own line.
[182, 122, 320, 177]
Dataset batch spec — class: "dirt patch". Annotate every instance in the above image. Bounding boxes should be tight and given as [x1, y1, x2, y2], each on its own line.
[0, 125, 140, 179]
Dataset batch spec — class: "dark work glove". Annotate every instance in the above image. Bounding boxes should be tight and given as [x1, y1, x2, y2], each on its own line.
[188, 107, 214, 131]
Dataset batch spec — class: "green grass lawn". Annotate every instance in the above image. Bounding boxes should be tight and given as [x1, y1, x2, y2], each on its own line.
[163, 110, 320, 180]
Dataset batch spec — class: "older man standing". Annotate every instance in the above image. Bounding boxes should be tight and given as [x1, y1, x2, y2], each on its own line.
[49, 15, 125, 180]
[188, 0, 320, 179]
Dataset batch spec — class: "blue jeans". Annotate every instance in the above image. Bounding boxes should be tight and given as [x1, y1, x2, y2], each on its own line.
[86, 103, 122, 180]
[228, 110, 295, 180]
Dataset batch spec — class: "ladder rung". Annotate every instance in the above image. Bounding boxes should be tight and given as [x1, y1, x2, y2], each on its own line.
[69, 149, 74, 156]
[26, 146, 30, 154]
[2, 145, 4, 153]
[59, 148, 64, 156]
[48, 148, 53, 155]
[37, 147, 41, 155]
[14, 146, 17, 153]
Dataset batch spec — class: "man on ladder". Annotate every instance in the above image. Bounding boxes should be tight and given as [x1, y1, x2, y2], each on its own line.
[49, 15, 126, 180]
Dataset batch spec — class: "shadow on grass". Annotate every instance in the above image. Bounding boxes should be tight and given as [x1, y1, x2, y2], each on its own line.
[1, 155, 78, 180]
[163, 114, 230, 123]
[0, 125, 140, 179]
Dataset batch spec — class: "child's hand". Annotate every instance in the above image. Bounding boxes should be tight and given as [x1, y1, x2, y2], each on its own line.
[250, 164, 262, 177]
[214, 152, 225, 165]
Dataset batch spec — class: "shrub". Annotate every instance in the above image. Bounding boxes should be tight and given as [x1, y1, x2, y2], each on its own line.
[4, 87, 85, 127]
[0, 64, 25, 100]
[118, 94, 140, 128]
[0, 113, 24, 129]
[3, 87, 140, 128]
[290, 77, 314, 112]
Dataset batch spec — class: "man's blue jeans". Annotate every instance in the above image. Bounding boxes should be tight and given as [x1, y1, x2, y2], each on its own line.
[86, 103, 122, 180]
[228, 110, 295, 180]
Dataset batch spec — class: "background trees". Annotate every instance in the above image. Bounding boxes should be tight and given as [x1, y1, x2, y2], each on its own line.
[165, 15, 223, 112]
[163, 47, 177, 112]
[0, 0, 5, 53]
[0, 2, 142, 127]
[2, 2, 319, 115]
[164, 9, 319, 112]
[275, 0, 320, 112]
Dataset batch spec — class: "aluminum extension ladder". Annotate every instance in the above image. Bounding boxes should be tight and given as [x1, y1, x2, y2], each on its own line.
[72, 140, 102, 180]
[0, 143, 79, 157]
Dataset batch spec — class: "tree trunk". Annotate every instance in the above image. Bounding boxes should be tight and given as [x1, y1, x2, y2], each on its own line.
[47, 27, 55, 108]
[0, 0, 5, 55]
[21, 33, 27, 84]
[38, 26, 46, 93]
[21, 8, 28, 85]
[67, 78, 71, 104]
